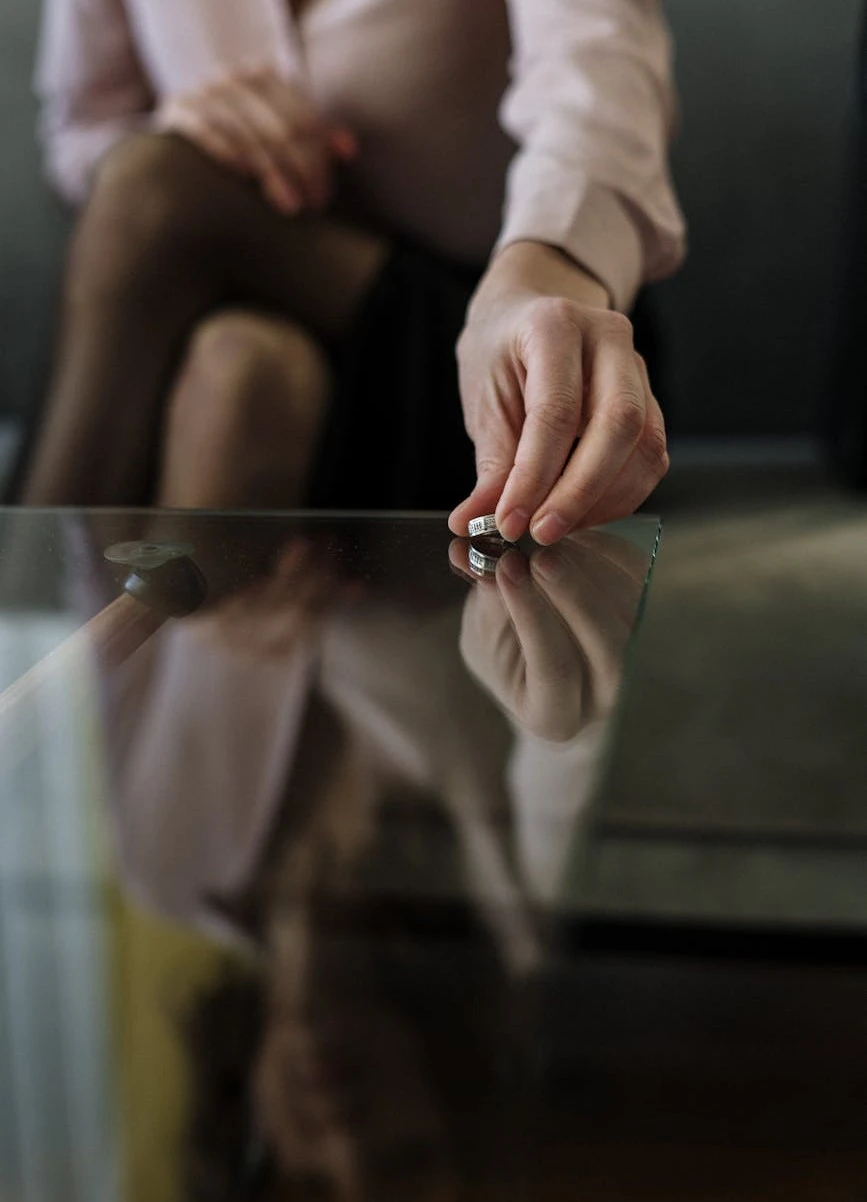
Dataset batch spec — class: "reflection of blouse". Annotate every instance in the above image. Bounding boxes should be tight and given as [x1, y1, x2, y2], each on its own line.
[35, 0, 686, 310]
[106, 605, 604, 973]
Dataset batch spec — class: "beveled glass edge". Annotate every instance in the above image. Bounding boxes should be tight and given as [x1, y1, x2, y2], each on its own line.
[558, 515, 663, 912]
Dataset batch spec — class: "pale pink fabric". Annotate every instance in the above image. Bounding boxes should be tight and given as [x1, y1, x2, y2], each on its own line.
[34, 0, 686, 310]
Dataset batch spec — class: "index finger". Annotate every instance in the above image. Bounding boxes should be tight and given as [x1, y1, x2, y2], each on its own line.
[248, 68, 323, 137]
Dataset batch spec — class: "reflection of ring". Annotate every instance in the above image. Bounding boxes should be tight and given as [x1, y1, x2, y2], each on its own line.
[468, 514, 500, 538]
[469, 545, 499, 576]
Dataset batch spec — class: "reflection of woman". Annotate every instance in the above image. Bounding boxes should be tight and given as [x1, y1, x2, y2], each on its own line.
[105, 542, 528, 953]
[22, 0, 684, 542]
[100, 548, 528, 1199]
[180, 689, 463, 1202]
[97, 528, 645, 1198]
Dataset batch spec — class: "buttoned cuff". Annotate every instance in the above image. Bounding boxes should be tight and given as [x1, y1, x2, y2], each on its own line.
[495, 149, 646, 313]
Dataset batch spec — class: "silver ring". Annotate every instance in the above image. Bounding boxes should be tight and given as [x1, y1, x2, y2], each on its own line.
[468, 514, 500, 538]
[468, 545, 499, 576]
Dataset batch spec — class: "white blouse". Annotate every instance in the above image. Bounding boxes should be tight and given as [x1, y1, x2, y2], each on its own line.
[35, 0, 686, 309]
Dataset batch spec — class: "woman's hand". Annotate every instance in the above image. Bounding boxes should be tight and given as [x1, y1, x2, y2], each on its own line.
[155, 65, 357, 216]
[449, 241, 669, 545]
[451, 530, 648, 741]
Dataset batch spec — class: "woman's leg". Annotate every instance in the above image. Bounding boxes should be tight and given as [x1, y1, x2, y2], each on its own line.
[21, 134, 386, 506]
[157, 310, 330, 509]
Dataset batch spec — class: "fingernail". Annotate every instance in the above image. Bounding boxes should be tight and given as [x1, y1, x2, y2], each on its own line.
[531, 513, 570, 546]
[498, 508, 530, 543]
[498, 550, 529, 585]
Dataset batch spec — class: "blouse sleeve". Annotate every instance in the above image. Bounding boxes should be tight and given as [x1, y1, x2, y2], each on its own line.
[34, 0, 154, 205]
[497, 0, 687, 311]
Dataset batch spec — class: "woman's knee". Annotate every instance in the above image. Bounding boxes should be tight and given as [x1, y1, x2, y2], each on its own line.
[160, 311, 331, 505]
[167, 311, 331, 452]
[73, 134, 221, 279]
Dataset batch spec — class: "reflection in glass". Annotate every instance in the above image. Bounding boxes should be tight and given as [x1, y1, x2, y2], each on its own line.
[0, 513, 655, 1202]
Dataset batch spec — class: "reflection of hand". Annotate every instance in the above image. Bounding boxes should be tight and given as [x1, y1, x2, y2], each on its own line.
[155, 65, 357, 215]
[451, 530, 648, 741]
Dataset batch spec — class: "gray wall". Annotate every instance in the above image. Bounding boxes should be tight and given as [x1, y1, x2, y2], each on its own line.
[0, 0, 862, 433]
[0, 1, 67, 418]
[656, 0, 861, 435]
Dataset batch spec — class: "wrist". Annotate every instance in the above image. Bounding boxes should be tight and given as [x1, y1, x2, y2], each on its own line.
[475, 240, 612, 316]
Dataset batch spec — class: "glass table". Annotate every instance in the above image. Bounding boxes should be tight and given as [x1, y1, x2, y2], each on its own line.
[0, 507, 660, 917]
[2, 509, 866, 1202]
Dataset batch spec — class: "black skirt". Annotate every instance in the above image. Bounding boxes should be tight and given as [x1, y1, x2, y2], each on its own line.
[307, 241, 481, 511]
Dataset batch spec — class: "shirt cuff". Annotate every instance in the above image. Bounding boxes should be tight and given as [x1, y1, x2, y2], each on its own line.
[494, 148, 646, 313]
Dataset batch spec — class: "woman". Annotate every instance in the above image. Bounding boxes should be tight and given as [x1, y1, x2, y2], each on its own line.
[22, 0, 685, 542]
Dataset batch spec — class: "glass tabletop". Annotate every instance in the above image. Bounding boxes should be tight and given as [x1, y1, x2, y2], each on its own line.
[0, 508, 662, 1202]
[0, 508, 660, 914]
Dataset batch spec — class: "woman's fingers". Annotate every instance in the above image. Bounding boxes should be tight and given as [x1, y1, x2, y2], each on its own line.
[328, 125, 359, 161]
[448, 398, 520, 537]
[240, 74, 334, 209]
[493, 300, 585, 543]
[529, 318, 654, 543]
[222, 81, 313, 210]
[158, 103, 248, 175]
[201, 87, 306, 214]
[155, 66, 352, 217]
[250, 66, 321, 134]
[454, 272, 669, 548]
[248, 69, 339, 208]
[578, 388, 669, 529]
